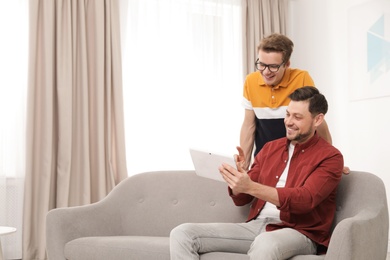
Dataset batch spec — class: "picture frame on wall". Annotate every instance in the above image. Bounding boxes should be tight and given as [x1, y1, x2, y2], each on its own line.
[348, 0, 390, 101]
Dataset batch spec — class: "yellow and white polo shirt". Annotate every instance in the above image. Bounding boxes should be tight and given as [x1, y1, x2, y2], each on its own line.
[242, 68, 315, 155]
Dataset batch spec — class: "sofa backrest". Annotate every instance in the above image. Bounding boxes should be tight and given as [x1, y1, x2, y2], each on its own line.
[105, 170, 250, 237]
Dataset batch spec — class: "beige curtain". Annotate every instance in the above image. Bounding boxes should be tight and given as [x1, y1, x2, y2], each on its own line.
[23, 0, 127, 259]
[242, 0, 288, 76]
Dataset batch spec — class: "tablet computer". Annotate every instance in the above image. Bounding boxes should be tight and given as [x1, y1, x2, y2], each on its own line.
[189, 148, 236, 182]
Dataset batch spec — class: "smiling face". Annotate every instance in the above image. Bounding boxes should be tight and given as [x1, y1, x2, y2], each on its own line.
[257, 50, 290, 86]
[284, 100, 324, 145]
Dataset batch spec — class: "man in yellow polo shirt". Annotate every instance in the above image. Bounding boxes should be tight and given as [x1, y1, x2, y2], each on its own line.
[240, 33, 335, 171]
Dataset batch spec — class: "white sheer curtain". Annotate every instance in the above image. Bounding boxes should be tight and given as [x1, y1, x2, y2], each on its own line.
[122, 0, 244, 175]
[0, 0, 28, 259]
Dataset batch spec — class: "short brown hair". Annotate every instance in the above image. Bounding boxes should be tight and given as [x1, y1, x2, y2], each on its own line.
[257, 33, 294, 63]
[288, 86, 328, 116]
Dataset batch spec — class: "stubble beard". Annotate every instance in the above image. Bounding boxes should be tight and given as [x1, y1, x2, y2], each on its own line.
[288, 128, 314, 144]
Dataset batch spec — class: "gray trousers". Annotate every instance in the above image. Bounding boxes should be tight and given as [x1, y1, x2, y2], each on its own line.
[169, 218, 317, 260]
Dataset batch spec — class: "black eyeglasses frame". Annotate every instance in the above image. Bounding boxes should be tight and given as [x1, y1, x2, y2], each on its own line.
[255, 58, 285, 72]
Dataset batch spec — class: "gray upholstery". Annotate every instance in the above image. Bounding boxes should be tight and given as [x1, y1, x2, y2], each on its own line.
[46, 170, 389, 260]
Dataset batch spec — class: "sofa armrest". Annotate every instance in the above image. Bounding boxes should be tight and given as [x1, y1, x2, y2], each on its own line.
[325, 208, 388, 260]
[46, 201, 122, 260]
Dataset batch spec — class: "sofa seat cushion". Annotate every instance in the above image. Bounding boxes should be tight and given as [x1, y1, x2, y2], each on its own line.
[289, 255, 325, 260]
[64, 236, 170, 260]
[200, 252, 250, 259]
[199, 252, 325, 260]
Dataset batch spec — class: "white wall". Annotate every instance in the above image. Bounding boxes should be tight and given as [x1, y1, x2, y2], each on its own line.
[288, 0, 390, 246]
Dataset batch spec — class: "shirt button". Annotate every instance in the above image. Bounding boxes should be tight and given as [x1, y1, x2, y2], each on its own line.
[276, 176, 279, 179]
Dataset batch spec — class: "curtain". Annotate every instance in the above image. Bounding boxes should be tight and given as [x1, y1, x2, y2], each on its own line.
[0, 1, 28, 259]
[122, 0, 244, 176]
[23, 0, 127, 259]
[242, 0, 288, 76]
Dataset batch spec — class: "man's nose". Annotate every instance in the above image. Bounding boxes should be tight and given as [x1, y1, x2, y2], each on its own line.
[284, 117, 292, 125]
[262, 67, 272, 74]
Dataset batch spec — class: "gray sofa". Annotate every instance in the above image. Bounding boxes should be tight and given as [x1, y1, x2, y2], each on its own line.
[46, 170, 389, 260]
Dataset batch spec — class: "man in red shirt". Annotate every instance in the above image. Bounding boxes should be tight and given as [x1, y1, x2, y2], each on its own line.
[170, 87, 343, 259]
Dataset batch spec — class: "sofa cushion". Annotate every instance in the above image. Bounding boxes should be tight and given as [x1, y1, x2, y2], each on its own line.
[200, 252, 250, 259]
[64, 236, 254, 260]
[64, 236, 170, 260]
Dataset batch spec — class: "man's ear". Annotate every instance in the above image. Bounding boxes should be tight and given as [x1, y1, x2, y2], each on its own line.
[314, 113, 325, 127]
[285, 60, 291, 68]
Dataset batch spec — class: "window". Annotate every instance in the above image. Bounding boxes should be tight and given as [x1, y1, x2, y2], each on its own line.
[122, 0, 243, 175]
[0, 1, 28, 258]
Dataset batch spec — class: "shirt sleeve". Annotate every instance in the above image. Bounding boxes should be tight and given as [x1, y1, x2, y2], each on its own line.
[242, 75, 253, 110]
[303, 71, 315, 87]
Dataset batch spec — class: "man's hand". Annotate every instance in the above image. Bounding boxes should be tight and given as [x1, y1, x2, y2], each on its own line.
[219, 163, 252, 195]
[219, 146, 253, 195]
[343, 166, 350, 175]
[219, 146, 280, 206]
[234, 146, 246, 171]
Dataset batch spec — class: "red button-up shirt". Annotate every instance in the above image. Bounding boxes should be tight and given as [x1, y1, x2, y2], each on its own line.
[230, 133, 343, 248]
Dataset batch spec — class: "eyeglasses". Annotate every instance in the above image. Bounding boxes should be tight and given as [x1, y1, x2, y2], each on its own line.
[255, 58, 284, 72]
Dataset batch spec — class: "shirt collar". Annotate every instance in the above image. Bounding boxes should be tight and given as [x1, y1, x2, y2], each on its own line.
[284, 132, 321, 151]
[258, 68, 291, 89]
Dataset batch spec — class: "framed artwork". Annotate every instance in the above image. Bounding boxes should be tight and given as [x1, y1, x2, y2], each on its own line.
[348, 0, 390, 101]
